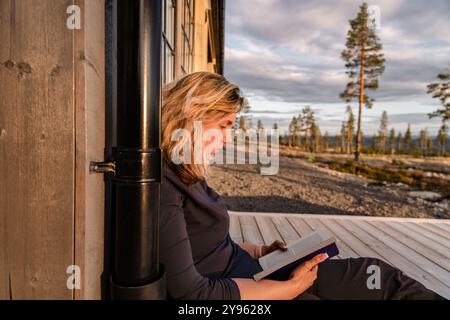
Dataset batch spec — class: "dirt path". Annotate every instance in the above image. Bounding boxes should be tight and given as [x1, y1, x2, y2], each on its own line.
[207, 155, 449, 219]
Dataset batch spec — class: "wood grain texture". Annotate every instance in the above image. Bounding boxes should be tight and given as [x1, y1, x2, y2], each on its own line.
[73, 0, 105, 300]
[0, 0, 75, 299]
[0, 0, 105, 300]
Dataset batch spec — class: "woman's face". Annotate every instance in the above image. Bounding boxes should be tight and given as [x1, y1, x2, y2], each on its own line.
[201, 113, 237, 159]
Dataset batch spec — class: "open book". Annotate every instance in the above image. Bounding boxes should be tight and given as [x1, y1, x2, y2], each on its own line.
[253, 230, 339, 281]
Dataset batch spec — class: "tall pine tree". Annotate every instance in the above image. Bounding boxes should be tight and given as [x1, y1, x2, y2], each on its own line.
[389, 128, 396, 155]
[340, 2, 385, 161]
[437, 123, 448, 156]
[302, 106, 314, 149]
[288, 116, 297, 147]
[378, 111, 388, 152]
[419, 129, 429, 156]
[396, 132, 403, 153]
[346, 106, 355, 154]
[340, 122, 347, 154]
[404, 124, 412, 153]
[324, 131, 330, 150]
[237, 97, 251, 132]
[427, 67, 450, 123]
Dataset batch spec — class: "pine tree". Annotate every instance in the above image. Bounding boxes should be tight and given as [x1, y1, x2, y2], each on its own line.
[378, 111, 388, 153]
[237, 97, 252, 132]
[346, 105, 355, 154]
[257, 119, 264, 131]
[295, 113, 303, 148]
[396, 132, 403, 154]
[324, 131, 330, 151]
[437, 123, 448, 156]
[404, 124, 412, 153]
[427, 138, 433, 156]
[389, 128, 395, 155]
[370, 134, 378, 154]
[302, 106, 314, 149]
[427, 67, 450, 123]
[419, 129, 428, 156]
[310, 121, 322, 152]
[288, 116, 297, 148]
[340, 122, 347, 154]
[334, 135, 340, 152]
[340, 2, 385, 161]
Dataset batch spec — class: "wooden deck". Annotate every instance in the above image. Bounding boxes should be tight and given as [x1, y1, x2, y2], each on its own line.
[228, 211, 450, 299]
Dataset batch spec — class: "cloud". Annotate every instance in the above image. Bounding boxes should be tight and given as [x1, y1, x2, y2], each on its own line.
[367, 112, 443, 126]
[224, 0, 450, 106]
[249, 110, 297, 114]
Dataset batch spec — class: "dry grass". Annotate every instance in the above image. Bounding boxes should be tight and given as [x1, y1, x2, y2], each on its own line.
[280, 146, 450, 198]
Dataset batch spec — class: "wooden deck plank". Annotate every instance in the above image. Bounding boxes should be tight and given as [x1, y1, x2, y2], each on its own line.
[239, 215, 264, 245]
[360, 221, 450, 287]
[338, 220, 450, 298]
[229, 211, 450, 224]
[229, 215, 243, 243]
[374, 222, 450, 272]
[287, 217, 348, 259]
[433, 223, 450, 233]
[319, 218, 360, 259]
[270, 216, 301, 244]
[385, 221, 449, 259]
[324, 219, 384, 260]
[254, 216, 281, 245]
[421, 223, 450, 241]
[302, 217, 335, 239]
[302, 217, 346, 259]
[287, 217, 315, 237]
[401, 221, 450, 249]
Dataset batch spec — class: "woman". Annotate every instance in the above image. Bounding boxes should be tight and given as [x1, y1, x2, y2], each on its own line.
[159, 71, 445, 300]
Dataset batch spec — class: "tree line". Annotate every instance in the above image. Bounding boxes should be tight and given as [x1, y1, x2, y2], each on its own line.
[277, 108, 448, 157]
[235, 2, 449, 158]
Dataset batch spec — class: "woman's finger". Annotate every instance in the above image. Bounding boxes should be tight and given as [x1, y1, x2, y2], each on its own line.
[275, 240, 287, 250]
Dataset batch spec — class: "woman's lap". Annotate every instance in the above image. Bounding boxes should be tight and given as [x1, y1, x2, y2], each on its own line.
[295, 257, 446, 300]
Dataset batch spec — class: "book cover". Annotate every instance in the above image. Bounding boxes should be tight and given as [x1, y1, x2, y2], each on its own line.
[253, 230, 340, 281]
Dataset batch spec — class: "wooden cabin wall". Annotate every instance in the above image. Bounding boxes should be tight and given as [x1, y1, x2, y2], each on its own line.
[0, 0, 105, 300]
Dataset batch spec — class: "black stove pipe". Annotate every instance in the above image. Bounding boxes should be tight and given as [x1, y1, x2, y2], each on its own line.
[109, 0, 166, 299]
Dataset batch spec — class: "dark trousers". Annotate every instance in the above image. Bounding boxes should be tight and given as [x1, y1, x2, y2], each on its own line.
[295, 257, 446, 300]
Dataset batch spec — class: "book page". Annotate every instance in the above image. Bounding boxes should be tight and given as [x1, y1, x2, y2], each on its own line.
[258, 230, 326, 270]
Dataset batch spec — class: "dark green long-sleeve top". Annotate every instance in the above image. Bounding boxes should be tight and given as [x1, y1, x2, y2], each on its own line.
[159, 161, 247, 300]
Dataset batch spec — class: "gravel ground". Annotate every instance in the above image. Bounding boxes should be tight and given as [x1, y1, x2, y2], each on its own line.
[206, 155, 450, 219]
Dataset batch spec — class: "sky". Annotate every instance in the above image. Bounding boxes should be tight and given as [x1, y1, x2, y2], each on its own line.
[223, 0, 450, 136]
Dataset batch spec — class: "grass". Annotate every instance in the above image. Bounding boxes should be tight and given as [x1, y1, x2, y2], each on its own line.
[279, 146, 450, 199]
[327, 160, 450, 199]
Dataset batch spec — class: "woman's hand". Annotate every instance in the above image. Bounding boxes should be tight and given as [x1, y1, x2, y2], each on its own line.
[233, 252, 329, 300]
[288, 253, 329, 296]
[257, 240, 288, 258]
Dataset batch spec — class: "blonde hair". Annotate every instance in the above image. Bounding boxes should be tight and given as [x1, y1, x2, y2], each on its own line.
[162, 72, 244, 186]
